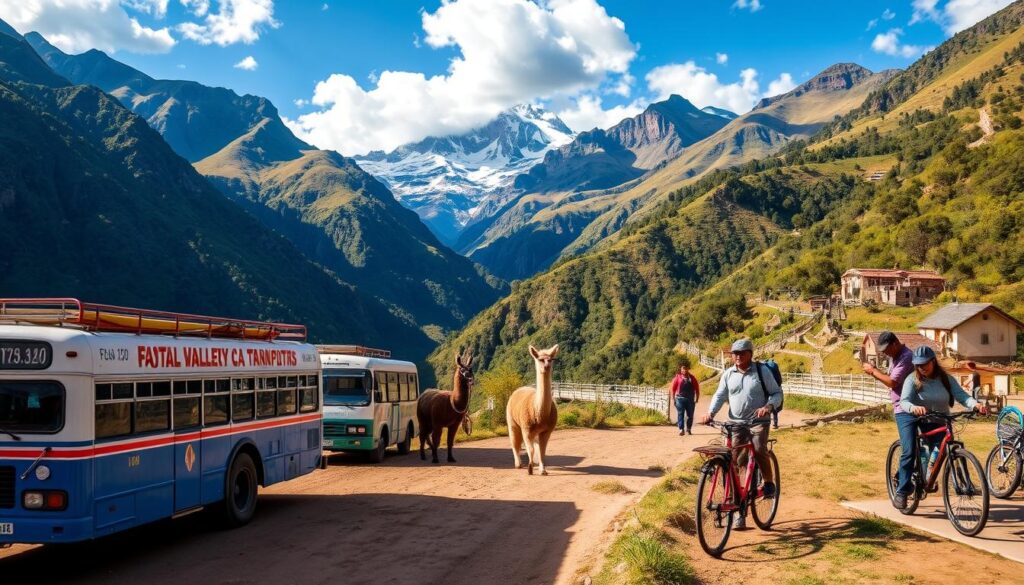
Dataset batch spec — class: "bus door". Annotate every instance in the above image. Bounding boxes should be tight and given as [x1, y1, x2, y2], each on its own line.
[173, 380, 202, 512]
[387, 372, 401, 443]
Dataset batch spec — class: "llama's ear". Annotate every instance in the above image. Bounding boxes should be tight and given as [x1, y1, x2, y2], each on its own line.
[464, 353, 474, 367]
[549, 344, 560, 358]
[456, 351, 464, 368]
[529, 345, 539, 359]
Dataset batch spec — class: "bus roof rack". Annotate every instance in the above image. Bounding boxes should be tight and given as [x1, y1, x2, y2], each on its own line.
[316, 345, 391, 359]
[0, 298, 306, 342]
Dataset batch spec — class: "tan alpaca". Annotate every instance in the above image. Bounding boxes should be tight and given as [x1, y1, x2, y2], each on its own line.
[506, 344, 559, 475]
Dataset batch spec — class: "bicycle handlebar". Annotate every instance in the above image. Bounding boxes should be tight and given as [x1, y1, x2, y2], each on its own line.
[704, 419, 771, 430]
[918, 411, 982, 424]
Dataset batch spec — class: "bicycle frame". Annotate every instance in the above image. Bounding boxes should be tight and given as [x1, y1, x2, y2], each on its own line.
[703, 429, 760, 512]
[917, 417, 969, 493]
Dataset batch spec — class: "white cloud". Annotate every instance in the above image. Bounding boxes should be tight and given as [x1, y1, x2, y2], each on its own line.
[123, 0, 170, 18]
[716, 52, 728, 64]
[556, 94, 644, 132]
[0, 0, 176, 54]
[294, 98, 308, 108]
[909, 0, 1011, 34]
[867, 18, 879, 30]
[321, 3, 328, 10]
[733, 0, 763, 12]
[180, 0, 210, 17]
[176, 63, 186, 68]
[882, 8, 896, 19]
[871, 28, 925, 58]
[610, 72, 634, 97]
[287, 0, 638, 155]
[178, 0, 279, 46]
[644, 61, 792, 114]
[233, 55, 257, 70]
[766, 72, 796, 97]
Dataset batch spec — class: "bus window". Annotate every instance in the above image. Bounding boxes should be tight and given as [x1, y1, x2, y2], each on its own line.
[203, 378, 230, 426]
[232, 377, 255, 422]
[400, 374, 410, 402]
[385, 372, 399, 402]
[0, 380, 65, 433]
[174, 396, 200, 429]
[411, 374, 419, 399]
[324, 369, 371, 406]
[256, 390, 276, 418]
[278, 376, 297, 415]
[299, 375, 318, 413]
[135, 398, 170, 433]
[95, 382, 132, 439]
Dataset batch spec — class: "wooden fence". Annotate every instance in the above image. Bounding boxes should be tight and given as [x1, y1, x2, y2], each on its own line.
[551, 382, 669, 414]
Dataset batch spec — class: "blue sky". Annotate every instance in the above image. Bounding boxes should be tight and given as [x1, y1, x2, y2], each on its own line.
[0, 1, 1013, 154]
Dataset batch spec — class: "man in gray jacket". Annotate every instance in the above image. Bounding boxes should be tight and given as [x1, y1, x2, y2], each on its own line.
[701, 338, 782, 503]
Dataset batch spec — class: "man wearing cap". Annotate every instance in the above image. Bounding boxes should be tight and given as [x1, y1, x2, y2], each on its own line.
[701, 338, 782, 527]
[861, 332, 915, 509]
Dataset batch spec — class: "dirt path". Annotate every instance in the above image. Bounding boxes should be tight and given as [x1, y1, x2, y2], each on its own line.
[969, 108, 994, 148]
[0, 417, 801, 585]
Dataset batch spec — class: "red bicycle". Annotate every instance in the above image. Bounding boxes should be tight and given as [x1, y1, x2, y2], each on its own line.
[693, 420, 780, 557]
[885, 411, 989, 536]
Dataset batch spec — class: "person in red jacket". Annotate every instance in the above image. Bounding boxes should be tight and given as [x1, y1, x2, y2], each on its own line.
[670, 362, 700, 435]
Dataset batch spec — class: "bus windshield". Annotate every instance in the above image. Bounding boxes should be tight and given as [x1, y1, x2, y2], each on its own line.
[324, 369, 373, 406]
[0, 380, 65, 433]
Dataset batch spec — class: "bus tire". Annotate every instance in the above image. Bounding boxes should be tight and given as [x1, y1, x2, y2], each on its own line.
[368, 427, 388, 463]
[223, 452, 258, 527]
[397, 421, 413, 455]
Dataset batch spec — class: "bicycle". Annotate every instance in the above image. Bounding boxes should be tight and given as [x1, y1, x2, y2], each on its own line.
[693, 420, 780, 557]
[986, 406, 1023, 499]
[884, 411, 989, 536]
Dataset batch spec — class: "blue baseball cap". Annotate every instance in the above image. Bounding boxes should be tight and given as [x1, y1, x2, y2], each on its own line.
[730, 339, 754, 353]
[911, 345, 936, 365]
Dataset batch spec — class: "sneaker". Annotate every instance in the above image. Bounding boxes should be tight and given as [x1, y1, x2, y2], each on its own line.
[893, 492, 907, 509]
[687, 429, 693, 435]
[678, 429, 685, 436]
[732, 514, 748, 530]
[772, 423, 779, 430]
[762, 482, 776, 499]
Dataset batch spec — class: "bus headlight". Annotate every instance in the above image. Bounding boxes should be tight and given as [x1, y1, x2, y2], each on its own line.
[35, 465, 50, 481]
[23, 492, 44, 509]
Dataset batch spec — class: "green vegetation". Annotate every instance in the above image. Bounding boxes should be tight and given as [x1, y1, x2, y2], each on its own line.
[558, 400, 667, 429]
[767, 352, 813, 373]
[592, 480, 634, 495]
[783, 395, 861, 415]
[823, 341, 864, 375]
[841, 305, 934, 333]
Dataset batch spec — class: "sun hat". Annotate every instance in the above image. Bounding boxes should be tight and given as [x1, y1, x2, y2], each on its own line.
[730, 339, 754, 353]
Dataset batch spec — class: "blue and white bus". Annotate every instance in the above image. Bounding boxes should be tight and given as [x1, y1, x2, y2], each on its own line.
[0, 299, 322, 545]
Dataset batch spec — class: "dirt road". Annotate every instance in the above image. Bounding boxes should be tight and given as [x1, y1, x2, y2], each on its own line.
[0, 415, 810, 585]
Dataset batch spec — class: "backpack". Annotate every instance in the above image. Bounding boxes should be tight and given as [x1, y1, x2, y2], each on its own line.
[754, 359, 784, 412]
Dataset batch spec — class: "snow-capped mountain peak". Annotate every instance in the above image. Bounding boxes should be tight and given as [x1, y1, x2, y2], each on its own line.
[354, 105, 575, 244]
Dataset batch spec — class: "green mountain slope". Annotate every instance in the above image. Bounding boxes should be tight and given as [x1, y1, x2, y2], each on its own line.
[27, 32, 282, 163]
[195, 118, 506, 339]
[0, 30, 434, 362]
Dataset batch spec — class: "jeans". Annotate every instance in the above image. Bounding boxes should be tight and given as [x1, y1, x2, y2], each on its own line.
[771, 408, 779, 427]
[734, 423, 773, 484]
[895, 412, 943, 495]
[675, 396, 695, 431]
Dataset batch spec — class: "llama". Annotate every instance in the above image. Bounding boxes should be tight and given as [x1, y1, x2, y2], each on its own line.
[506, 344, 559, 475]
[417, 351, 473, 463]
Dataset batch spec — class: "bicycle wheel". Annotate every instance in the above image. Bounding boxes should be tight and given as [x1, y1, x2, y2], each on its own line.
[751, 451, 780, 530]
[885, 440, 920, 514]
[695, 458, 732, 557]
[985, 443, 1022, 499]
[942, 448, 989, 536]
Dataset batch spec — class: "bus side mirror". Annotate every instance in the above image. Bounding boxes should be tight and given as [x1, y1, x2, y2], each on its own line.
[374, 390, 383, 403]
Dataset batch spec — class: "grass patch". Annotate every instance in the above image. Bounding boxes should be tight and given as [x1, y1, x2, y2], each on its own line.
[841, 305, 935, 333]
[617, 532, 693, 585]
[768, 352, 813, 373]
[647, 464, 668, 474]
[849, 515, 906, 539]
[558, 400, 668, 429]
[784, 395, 861, 415]
[593, 480, 634, 495]
[823, 340, 863, 375]
[783, 341, 817, 353]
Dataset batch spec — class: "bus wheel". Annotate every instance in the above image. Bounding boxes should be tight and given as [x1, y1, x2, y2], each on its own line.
[397, 422, 413, 455]
[223, 452, 258, 527]
[368, 429, 387, 463]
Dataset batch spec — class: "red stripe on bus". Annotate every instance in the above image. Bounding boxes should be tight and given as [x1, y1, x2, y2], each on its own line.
[0, 414, 321, 459]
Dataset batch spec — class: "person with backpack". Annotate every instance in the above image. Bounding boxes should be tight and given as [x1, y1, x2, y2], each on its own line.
[670, 361, 700, 435]
[701, 338, 782, 526]
[892, 346, 986, 509]
[862, 331, 915, 508]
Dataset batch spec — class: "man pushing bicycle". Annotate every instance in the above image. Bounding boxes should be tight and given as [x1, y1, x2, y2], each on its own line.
[700, 338, 782, 527]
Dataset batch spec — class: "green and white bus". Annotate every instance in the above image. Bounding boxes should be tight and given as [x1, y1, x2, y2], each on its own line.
[318, 346, 418, 463]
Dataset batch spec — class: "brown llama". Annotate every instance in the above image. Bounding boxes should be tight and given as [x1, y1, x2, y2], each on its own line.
[417, 351, 473, 463]
[506, 344, 559, 475]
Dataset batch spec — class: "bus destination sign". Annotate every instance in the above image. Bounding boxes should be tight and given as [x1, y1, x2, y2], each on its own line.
[0, 340, 53, 370]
